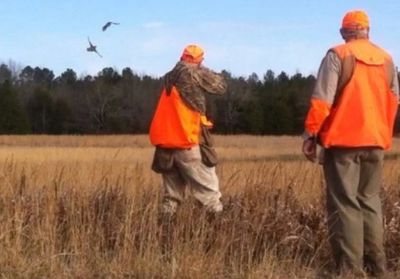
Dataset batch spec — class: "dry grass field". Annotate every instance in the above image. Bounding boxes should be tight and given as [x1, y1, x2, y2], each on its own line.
[0, 135, 399, 278]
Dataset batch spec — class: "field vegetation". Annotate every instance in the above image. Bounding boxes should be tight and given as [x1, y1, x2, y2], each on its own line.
[0, 135, 399, 278]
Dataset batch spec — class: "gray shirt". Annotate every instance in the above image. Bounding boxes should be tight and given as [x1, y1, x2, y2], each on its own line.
[312, 50, 399, 104]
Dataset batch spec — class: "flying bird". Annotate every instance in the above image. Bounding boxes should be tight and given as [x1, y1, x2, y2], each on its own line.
[86, 37, 102, 58]
[102, 21, 120, 31]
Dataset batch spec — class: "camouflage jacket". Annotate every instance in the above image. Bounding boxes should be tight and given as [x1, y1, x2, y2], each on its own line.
[163, 61, 227, 114]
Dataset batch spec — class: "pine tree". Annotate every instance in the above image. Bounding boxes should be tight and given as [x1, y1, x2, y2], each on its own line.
[0, 81, 30, 134]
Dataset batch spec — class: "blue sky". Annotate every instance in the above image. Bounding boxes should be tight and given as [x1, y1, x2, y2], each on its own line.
[0, 0, 399, 78]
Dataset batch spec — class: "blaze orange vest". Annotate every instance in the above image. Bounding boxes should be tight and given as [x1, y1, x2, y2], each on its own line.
[319, 39, 398, 149]
[149, 86, 212, 148]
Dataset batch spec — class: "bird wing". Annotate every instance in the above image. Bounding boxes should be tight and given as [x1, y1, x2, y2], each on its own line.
[95, 50, 103, 58]
[102, 22, 111, 31]
[87, 37, 94, 47]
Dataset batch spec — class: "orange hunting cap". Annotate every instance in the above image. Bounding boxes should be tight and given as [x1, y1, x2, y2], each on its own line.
[342, 10, 369, 29]
[181, 44, 204, 64]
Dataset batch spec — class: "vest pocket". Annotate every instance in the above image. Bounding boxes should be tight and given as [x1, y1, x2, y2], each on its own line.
[199, 124, 218, 167]
[200, 143, 218, 167]
[151, 147, 175, 173]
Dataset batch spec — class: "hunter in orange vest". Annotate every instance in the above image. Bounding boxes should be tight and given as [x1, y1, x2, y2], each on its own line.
[150, 86, 212, 149]
[149, 44, 227, 217]
[302, 10, 399, 277]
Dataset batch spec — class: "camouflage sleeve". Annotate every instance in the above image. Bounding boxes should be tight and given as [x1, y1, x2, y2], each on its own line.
[192, 66, 227, 95]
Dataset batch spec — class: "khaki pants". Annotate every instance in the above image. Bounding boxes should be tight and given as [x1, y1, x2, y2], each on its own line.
[323, 147, 386, 276]
[161, 145, 222, 214]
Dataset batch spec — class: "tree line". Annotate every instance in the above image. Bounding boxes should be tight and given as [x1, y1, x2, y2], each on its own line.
[0, 63, 399, 135]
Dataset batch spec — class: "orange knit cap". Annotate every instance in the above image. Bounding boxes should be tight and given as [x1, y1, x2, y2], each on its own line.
[342, 10, 369, 29]
[181, 44, 204, 64]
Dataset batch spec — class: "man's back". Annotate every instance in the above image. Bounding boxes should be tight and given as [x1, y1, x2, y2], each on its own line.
[318, 39, 398, 149]
[163, 61, 227, 114]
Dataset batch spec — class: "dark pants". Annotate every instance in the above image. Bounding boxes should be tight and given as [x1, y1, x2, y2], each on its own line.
[323, 147, 386, 276]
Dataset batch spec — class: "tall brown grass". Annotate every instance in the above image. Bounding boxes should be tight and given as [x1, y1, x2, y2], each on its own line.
[0, 135, 399, 278]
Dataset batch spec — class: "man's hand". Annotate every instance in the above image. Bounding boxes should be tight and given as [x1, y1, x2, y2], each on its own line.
[302, 138, 317, 162]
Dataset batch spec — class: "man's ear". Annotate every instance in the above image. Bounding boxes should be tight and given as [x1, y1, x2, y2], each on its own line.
[339, 28, 345, 40]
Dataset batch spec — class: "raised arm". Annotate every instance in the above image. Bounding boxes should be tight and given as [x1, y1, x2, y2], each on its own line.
[192, 66, 227, 95]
